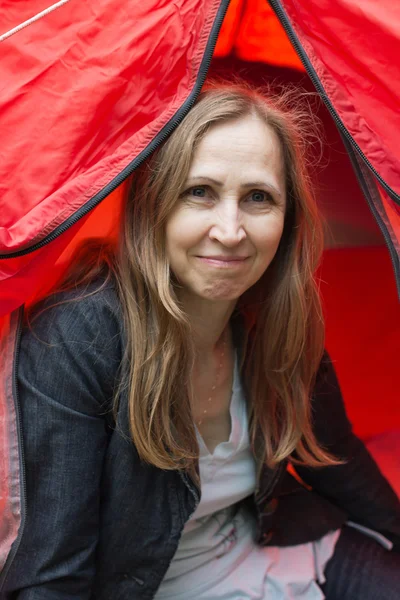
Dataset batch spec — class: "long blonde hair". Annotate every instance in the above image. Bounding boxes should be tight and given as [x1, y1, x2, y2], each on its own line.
[56, 82, 339, 474]
[111, 82, 339, 473]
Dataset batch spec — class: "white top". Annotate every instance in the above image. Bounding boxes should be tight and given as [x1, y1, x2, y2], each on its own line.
[154, 356, 340, 599]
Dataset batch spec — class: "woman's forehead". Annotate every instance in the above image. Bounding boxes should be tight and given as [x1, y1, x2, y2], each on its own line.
[188, 115, 285, 189]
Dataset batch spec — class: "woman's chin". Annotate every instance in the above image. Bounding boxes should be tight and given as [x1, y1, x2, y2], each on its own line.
[197, 282, 248, 303]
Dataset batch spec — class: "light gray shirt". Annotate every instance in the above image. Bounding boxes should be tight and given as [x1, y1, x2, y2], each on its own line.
[155, 357, 339, 599]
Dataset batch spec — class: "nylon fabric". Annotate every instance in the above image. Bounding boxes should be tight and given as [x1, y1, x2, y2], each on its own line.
[1, 0, 400, 311]
[279, 0, 400, 199]
[0, 0, 221, 254]
[215, 0, 303, 69]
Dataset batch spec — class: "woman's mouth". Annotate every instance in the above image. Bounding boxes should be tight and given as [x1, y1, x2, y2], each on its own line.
[195, 255, 249, 268]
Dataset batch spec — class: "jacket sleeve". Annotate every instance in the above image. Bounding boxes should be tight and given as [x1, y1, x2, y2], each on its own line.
[295, 352, 400, 552]
[4, 287, 122, 598]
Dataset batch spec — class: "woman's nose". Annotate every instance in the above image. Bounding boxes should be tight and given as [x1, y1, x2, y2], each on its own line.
[208, 203, 246, 246]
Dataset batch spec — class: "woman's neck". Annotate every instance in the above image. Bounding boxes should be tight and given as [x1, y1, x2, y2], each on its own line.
[179, 293, 236, 354]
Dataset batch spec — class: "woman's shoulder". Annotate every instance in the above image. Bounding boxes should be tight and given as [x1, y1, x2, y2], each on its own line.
[18, 277, 124, 415]
[23, 276, 124, 363]
[30, 275, 120, 322]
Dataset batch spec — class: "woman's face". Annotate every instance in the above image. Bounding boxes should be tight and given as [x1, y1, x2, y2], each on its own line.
[165, 113, 286, 306]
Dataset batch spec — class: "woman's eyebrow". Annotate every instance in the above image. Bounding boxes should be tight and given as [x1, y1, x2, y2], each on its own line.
[186, 176, 223, 187]
[240, 181, 282, 197]
[186, 176, 282, 197]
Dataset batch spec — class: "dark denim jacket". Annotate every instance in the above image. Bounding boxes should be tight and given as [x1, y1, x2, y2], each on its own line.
[2, 282, 400, 599]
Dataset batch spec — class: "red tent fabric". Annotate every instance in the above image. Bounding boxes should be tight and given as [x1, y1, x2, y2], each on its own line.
[1, 0, 399, 582]
[0, 0, 399, 309]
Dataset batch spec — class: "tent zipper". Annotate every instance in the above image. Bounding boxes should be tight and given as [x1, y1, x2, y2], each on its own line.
[0, 0, 231, 260]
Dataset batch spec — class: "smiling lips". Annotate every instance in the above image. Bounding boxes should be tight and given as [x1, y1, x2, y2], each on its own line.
[196, 255, 249, 267]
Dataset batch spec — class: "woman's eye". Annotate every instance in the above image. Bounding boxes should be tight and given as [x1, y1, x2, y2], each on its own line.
[180, 185, 213, 204]
[190, 186, 207, 198]
[249, 190, 270, 203]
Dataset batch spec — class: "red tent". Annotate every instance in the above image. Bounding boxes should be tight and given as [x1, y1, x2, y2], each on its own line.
[1, 0, 399, 580]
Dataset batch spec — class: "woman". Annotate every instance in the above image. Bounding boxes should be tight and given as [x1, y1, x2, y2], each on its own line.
[3, 84, 400, 599]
